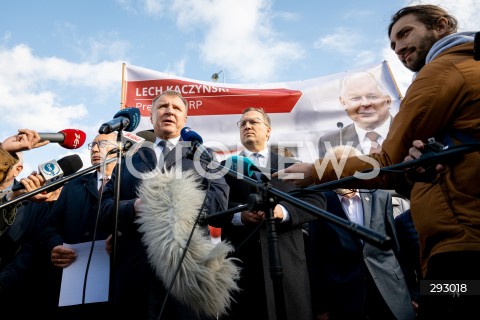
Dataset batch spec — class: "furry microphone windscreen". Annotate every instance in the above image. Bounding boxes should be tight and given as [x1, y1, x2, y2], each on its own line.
[136, 167, 240, 318]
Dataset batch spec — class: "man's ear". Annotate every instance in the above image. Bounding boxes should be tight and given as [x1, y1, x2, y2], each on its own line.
[13, 164, 23, 177]
[436, 17, 449, 35]
[339, 97, 347, 110]
[385, 95, 392, 106]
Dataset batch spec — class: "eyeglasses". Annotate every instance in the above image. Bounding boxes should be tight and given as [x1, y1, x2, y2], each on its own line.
[88, 140, 116, 150]
[237, 117, 268, 128]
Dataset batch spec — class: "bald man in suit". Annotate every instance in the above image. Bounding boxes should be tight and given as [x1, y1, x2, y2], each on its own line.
[318, 71, 393, 158]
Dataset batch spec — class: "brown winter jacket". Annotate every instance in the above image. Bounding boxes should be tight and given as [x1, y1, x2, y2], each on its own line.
[312, 42, 480, 275]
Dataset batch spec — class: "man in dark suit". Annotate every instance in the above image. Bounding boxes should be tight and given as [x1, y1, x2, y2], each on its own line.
[318, 71, 410, 218]
[308, 146, 415, 320]
[318, 71, 393, 157]
[99, 90, 229, 320]
[212, 107, 326, 320]
[40, 132, 117, 319]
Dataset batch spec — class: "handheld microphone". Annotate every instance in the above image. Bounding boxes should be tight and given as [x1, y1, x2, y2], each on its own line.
[106, 131, 147, 155]
[98, 107, 141, 134]
[337, 121, 344, 146]
[11, 154, 83, 192]
[136, 130, 156, 143]
[122, 131, 145, 152]
[38, 129, 86, 149]
[180, 127, 213, 162]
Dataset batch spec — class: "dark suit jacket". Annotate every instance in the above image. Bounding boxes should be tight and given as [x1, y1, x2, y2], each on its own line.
[308, 190, 415, 320]
[99, 140, 229, 320]
[0, 201, 58, 317]
[318, 123, 359, 158]
[42, 172, 109, 250]
[317, 117, 394, 157]
[394, 209, 421, 302]
[36, 172, 112, 318]
[212, 151, 326, 320]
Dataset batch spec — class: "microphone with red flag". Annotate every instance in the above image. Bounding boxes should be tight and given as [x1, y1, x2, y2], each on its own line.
[38, 129, 86, 149]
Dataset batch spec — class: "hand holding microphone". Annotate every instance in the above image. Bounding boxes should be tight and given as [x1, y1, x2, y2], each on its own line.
[10, 154, 83, 196]
[38, 128, 86, 149]
[2, 128, 86, 153]
[1, 129, 49, 153]
[13, 172, 63, 203]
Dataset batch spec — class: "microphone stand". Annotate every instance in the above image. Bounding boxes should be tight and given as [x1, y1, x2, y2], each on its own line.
[107, 130, 127, 305]
[192, 151, 391, 320]
[0, 158, 117, 209]
[292, 143, 480, 194]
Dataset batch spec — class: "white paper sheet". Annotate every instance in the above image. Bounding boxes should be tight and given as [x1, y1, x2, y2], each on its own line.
[58, 240, 110, 306]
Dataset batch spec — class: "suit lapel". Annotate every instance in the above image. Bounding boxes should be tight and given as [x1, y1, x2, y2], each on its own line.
[164, 142, 188, 169]
[343, 124, 360, 147]
[360, 189, 372, 229]
[84, 172, 99, 199]
[137, 146, 159, 171]
[325, 191, 349, 220]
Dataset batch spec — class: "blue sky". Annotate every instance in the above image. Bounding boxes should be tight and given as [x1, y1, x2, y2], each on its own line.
[1, 0, 478, 176]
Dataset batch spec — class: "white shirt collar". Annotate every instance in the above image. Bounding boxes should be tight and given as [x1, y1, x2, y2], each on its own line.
[242, 148, 269, 167]
[154, 135, 181, 148]
[354, 117, 391, 143]
[242, 147, 269, 159]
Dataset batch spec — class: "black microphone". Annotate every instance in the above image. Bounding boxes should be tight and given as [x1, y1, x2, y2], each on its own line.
[180, 127, 213, 162]
[11, 154, 83, 192]
[136, 130, 156, 143]
[38, 129, 87, 149]
[98, 107, 141, 134]
[337, 121, 344, 146]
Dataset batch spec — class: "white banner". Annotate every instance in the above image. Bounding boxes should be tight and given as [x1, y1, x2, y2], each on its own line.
[122, 62, 401, 162]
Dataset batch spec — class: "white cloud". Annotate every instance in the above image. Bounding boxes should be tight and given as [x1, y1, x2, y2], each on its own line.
[165, 58, 187, 77]
[422, 0, 479, 31]
[313, 27, 379, 67]
[168, 0, 304, 82]
[313, 27, 359, 55]
[0, 44, 122, 132]
[144, 0, 166, 15]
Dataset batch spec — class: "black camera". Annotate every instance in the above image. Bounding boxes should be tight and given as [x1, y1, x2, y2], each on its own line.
[423, 138, 448, 153]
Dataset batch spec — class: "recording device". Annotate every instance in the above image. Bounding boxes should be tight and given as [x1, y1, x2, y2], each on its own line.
[98, 107, 141, 134]
[337, 121, 344, 146]
[180, 127, 213, 162]
[422, 137, 448, 154]
[11, 154, 83, 192]
[38, 129, 86, 149]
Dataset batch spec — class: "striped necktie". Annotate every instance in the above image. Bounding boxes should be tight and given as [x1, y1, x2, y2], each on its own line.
[366, 131, 382, 154]
[250, 152, 261, 166]
[250, 153, 265, 181]
[158, 140, 170, 160]
[98, 177, 109, 195]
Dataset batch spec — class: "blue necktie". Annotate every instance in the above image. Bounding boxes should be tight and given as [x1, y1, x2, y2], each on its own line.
[158, 140, 170, 161]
